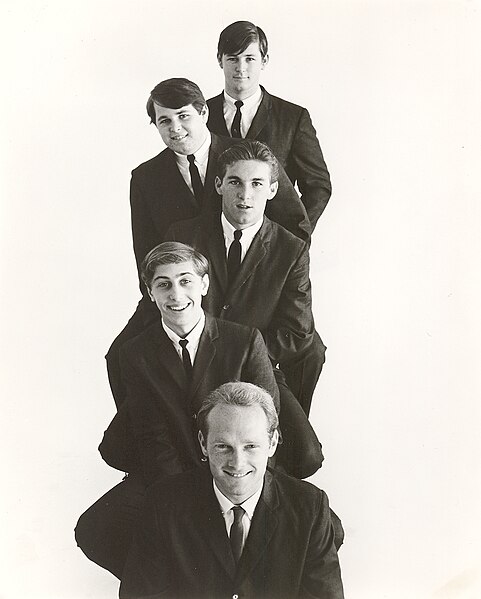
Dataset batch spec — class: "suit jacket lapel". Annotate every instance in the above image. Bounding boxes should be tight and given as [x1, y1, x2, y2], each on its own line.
[204, 212, 229, 295]
[150, 321, 188, 392]
[194, 470, 237, 579]
[208, 93, 230, 137]
[245, 87, 271, 140]
[235, 470, 279, 583]
[189, 314, 218, 399]
[226, 218, 270, 297]
[165, 149, 200, 211]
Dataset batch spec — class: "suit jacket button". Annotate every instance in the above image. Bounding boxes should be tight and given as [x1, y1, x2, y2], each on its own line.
[232, 595, 239, 599]
[222, 304, 230, 311]
[192, 413, 197, 419]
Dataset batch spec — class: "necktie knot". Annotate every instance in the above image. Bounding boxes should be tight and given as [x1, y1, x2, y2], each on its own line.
[234, 100, 244, 109]
[187, 154, 196, 165]
[233, 229, 243, 242]
[179, 339, 189, 350]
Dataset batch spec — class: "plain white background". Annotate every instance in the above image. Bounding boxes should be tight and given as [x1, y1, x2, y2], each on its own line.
[1, 1, 480, 598]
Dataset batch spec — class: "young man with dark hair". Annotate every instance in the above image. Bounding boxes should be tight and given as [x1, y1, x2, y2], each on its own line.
[167, 140, 326, 416]
[106, 77, 310, 409]
[208, 20, 332, 230]
[120, 382, 344, 599]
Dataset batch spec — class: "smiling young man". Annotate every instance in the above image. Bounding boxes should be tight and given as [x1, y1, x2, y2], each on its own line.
[120, 382, 344, 599]
[105, 77, 309, 410]
[76, 242, 322, 578]
[76, 242, 279, 577]
[207, 20, 332, 230]
[167, 140, 326, 416]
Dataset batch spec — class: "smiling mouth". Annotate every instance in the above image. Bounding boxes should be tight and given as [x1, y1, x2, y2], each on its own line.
[224, 470, 251, 478]
[236, 203, 251, 210]
[171, 134, 188, 141]
[167, 303, 190, 312]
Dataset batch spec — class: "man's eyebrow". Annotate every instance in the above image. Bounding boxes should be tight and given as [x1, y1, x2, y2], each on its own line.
[152, 271, 194, 281]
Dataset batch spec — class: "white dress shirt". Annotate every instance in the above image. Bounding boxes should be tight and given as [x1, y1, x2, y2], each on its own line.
[221, 213, 263, 263]
[223, 88, 263, 138]
[174, 132, 211, 193]
[161, 311, 206, 365]
[213, 480, 263, 550]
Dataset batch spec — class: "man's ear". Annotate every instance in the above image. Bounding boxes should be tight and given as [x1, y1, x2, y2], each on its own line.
[268, 429, 279, 457]
[200, 104, 209, 123]
[147, 287, 155, 302]
[267, 180, 279, 201]
[261, 54, 269, 69]
[201, 273, 210, 296]
[198, 430, 208, 456]
[214, 175, 223, 196]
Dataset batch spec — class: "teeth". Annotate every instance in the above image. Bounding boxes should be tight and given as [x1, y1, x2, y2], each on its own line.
[226, 471, 249, 478]
[169, 304, 189, 311]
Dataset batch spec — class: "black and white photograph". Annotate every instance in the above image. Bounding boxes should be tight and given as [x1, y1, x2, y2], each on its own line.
[1, 1, 480, 597]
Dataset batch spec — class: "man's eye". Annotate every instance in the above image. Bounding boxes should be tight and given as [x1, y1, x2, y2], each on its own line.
[245, 444, 258, 450]
[179, 114, 189, 119]
[252, 181, 262, 187]
[180, 279, 191, 285]
[229, 180, 240, 185]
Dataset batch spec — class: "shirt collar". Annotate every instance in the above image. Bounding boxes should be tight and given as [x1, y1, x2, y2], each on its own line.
[224, 87, 262, 110]
[221, 212, 264, 244]
[162, 310, 206, 347]
[174, 131, 211, 163]
[213, 479, 263, 521]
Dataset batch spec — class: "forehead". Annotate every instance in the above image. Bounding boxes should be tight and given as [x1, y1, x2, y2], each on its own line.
[206, 404, 269, 439]
[223, 159, 271, 180]
[225, 40, 262, 57]
[152, 260, 199, 280]
[153, 103, 197, 119]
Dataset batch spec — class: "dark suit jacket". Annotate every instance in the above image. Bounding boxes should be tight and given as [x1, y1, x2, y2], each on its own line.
[207, 87, 331, 229]
[119, 467, 344, 599]
[130, 132, 309, 288]
[166, 213, 315, 366]
[100, 314, 278, 483]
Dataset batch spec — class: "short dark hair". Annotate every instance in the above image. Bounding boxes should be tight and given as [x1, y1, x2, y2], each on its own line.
[217, 140, 279, 183]
[146, 78, 206, 124]
[197, 382, 279, 441]
[140, 241, 209, 290]
[217, 21, 268, 62]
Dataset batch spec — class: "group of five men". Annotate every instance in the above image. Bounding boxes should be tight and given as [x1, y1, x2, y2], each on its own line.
[76, 20, 344, 598]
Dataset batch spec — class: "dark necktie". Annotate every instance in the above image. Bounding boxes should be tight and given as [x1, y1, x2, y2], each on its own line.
[187, 154, 204, 204]
[179, 339, 193, 380]
[230, 100, 244, 138]
[227, 229, 242, 285]
[230, 505, 245, 563]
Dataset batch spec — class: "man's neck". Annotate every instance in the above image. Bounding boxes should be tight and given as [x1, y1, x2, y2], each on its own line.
[225, 85, 261, 102]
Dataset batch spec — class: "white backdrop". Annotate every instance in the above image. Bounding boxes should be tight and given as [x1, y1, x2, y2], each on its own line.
[1, 1, 480, 598]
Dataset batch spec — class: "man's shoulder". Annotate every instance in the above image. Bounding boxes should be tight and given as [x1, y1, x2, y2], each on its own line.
[262, 217, 308, 253]
[269, 469, 327, 515]
[262, 88, 307, 117]
[131, 147, 172, 177]
[146, 466, 212, 507]
[168, 210, 219, 237]
[120, 318, 162, 359]
[208, 313, 259, 340]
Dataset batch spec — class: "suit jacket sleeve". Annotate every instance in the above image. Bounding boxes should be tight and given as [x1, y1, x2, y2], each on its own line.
[291, 108, 331, 231]
[119, 488, 173, 599]
[300, 491, 344, 599]
[244, 328, 280, 412]
[120, 347, 185, 483]
[267, 242, 315, 365]
[265, 163, 311, 242]
[130, 173, 157, 295]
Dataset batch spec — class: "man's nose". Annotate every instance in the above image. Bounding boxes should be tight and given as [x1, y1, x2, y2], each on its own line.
[169, 118, 182, 132]
[229, 448, 246, 470]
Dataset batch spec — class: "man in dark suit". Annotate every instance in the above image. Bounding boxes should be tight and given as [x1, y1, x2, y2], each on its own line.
[207, 20, 331, 230]
[120, 382, 344, 599]
[106, 77, 310, 409]
[76, 243, 322, 578]
[167, 141, 326, 415]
